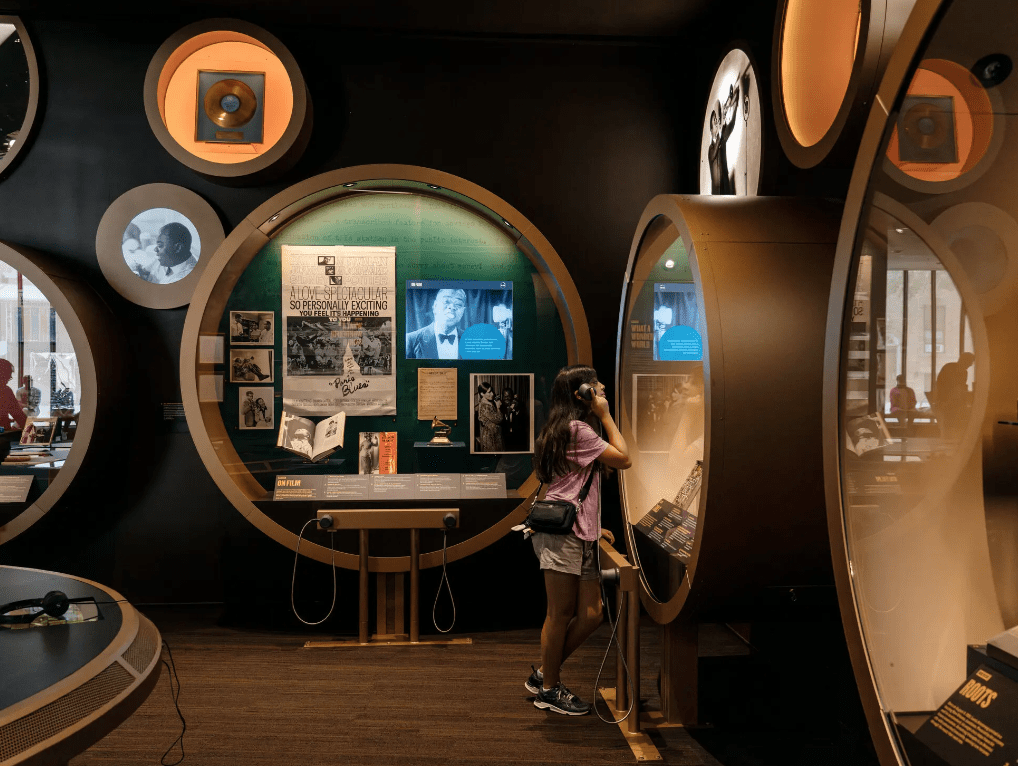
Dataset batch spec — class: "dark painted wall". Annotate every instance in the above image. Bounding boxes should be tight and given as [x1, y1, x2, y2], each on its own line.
[0, 5, 833, 632]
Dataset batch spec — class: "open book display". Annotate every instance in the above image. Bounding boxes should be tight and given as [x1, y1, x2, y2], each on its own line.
[277, 410, 346, 462]
[20, 416, 57, 447]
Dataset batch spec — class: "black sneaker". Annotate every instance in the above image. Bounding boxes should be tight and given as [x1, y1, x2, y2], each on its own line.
[534, 683, 591, 716]
[525, 665, 543, 694]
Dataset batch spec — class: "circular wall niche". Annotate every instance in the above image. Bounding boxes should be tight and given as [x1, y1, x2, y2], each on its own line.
[0, 16, 40, 181]
[181, 165, 590, 571]
[143, 19, 312, 181]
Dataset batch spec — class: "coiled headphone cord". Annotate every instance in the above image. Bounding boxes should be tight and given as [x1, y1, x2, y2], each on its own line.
[290, 518, 337, 626]
[432, 529, 456, 633]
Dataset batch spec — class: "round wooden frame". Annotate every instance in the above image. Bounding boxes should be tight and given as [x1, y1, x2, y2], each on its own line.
[821, 1, 1006, 762]
[617, 195, 840, 626]
[0, 242, 124, 545]
[0, 16, 41, 181]
[143, 19, 312, 181]
[772, 0, 912, 169]
[181, 164, 590, 571]
[95, 184, 225, 309]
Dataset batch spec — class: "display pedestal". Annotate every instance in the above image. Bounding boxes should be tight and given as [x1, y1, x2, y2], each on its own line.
[303, 508, 472, 649]
[412, 441, 466, 474]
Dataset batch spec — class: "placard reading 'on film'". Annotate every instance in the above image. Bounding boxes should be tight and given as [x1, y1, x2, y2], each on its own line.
[272, 473, 506, 501]
[914, 665, 1018, 766]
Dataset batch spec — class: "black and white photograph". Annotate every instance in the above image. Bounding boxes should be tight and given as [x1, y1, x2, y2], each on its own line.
[699, 48, 762, 196]
[634, 372, 705, 453]
[286, 316, 393, 376]
[230, 311, 274, 345]
[845, 412, 893, 456]
[317, 255, 334, 266]
[238, 386, 274, 430]
[358, 432, 379, 474]
[230, 348, 274, 383]
[469, 373, 533, 454]
[121, 207, 201, 285]
[406, 280, 513, 360]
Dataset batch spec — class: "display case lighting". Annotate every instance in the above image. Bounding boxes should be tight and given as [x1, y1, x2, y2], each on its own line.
[664, 259, 675, 269]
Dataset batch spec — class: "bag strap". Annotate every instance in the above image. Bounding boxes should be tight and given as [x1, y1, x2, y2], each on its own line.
[535, 463, 597, 503]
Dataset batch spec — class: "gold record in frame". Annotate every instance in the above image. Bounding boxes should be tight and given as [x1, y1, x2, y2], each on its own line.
[203, 79, 258, 129]
[95, 184, 225, 309]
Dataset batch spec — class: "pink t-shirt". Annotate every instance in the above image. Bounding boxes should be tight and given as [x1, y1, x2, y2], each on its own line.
[543, 420, 609, 541]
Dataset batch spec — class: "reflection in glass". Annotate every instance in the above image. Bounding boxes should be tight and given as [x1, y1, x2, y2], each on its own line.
[0, 23, 29, 168]
[122, 208, 201, 285]
[619, 222, 705, 603]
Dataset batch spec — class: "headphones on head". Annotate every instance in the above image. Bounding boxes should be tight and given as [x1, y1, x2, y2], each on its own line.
[0, 590, 71, 625]
[577, 383, 595, 401]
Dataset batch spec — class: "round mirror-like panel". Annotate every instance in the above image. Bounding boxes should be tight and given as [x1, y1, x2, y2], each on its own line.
[143, 20, 311, 180]
[0, 17, 39, 180]
[182, 165, 590, 571]
[95, 184, 225, 309]
[825, 1, 1018, 763]
[699, 47, 763, 196]
[0, 243, 123, 545]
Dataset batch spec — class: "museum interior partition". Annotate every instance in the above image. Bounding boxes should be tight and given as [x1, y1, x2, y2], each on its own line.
[824, 0, 1018, 764]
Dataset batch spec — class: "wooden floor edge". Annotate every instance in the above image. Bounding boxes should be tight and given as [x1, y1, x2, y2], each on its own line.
[598, 687, 664, 762]
[303, 637, 474, 648]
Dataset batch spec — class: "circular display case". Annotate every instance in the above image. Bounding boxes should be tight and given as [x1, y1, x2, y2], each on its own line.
[617, 195, 840, 625]
[0, 243, 124, 545]
[181, 165, 590, 571]
[699, 46, 763, 196]
[143, 19, 312, 181]
[0, 16, 40, 180]
[824, 0, 1018, 763]
[95, 184, 225, 309]
[773, 0, 917, 169]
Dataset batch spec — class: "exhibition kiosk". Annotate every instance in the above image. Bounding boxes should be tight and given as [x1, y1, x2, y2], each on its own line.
[617, 194, 841, 723]
[825, 0, 1018, 764]
[181, 164, 590, 636]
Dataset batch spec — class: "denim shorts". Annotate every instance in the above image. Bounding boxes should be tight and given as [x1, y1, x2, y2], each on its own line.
[531, 532, 599, 580]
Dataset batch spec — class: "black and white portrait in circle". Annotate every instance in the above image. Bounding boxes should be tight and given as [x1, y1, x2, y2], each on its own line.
[121, 208, 202, 285]
[286, 316, 393, 377]
[469, 372, 533, 454]
[238, 386, 274, 430]
[230, 311, 274, 345]
[230, 348, 274, 383]
[699, 48, 761, 197]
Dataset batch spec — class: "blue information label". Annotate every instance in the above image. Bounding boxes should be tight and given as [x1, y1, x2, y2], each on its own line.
[658, 325, 703, 361]
[459, 323, 508, 360]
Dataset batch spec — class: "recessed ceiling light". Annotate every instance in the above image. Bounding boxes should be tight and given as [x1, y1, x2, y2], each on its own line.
[664, 259, 675, 269]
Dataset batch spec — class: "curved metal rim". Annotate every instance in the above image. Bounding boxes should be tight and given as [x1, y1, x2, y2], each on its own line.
[142, 18, 310, 179]
[0, 16, 41, 182]
[94, 183, 226, 309]
[616, 195, 715, 626]
[771, 0, 884, 168]
[821, 2, 959, 764]
[0, 243, 101, 546]
[181, 163, 591, 571]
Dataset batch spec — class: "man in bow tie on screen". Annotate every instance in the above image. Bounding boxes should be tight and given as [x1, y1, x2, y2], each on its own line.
[406, 288, 467, 359]
[136, 222, 198, 285]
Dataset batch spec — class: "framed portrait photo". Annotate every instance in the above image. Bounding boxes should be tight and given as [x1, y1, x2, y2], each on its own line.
[229, 348, 274, 383]
[469, 373, 533, 455]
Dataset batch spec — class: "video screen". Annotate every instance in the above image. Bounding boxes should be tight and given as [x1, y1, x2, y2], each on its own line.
[653, 283, 702, 361]
[405, 279, 513, 360]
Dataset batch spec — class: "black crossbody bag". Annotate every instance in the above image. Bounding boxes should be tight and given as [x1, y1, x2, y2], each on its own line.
[524, 466, 597, 535]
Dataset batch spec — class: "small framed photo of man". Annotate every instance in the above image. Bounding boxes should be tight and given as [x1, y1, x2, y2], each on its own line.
[846, 412, 893, 456]
[19, 416, 57, 446]
[469, 373, 533, 454]
[122, 208, 201, 285]
[238, 387, 274, 430]
[230, 311, 274, 345]
[230, 349, 274, 383]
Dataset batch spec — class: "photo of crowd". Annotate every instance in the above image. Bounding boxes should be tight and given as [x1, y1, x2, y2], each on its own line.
[285, 317, 393, 376]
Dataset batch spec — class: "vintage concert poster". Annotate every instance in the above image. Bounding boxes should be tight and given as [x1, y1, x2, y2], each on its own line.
[281, 245, 396, 416]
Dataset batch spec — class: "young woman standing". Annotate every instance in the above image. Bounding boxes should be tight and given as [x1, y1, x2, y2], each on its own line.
[526, 365, 630, 715]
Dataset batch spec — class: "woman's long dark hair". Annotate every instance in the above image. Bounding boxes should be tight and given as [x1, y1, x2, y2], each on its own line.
[534, 364, 603, 483]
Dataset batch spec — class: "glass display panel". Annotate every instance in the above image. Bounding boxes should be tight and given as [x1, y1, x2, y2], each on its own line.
[197, 182, 572, 555]
[619, 218, 706, 603]
[834, 0, 1018, 744]
[0, 259, 82, 528]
